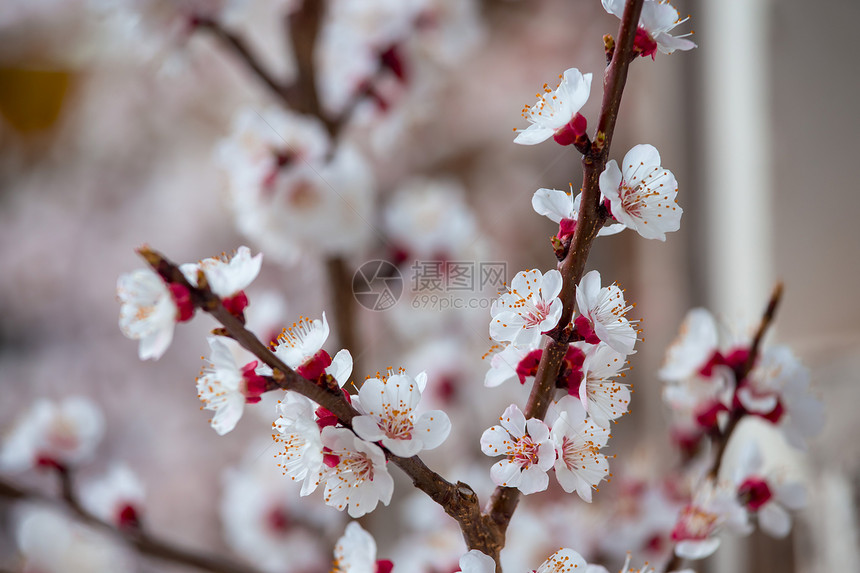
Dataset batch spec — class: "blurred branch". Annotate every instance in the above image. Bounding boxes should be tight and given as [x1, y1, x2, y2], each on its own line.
[196, 1, 373, 365]
[0, 473, 263, 573]
[664, 282, 784, 572]
[325, 256, 361, 374]
[193, 16, 292, 104]
[485, 1, 645, 560]
[708, 282, 784, 480]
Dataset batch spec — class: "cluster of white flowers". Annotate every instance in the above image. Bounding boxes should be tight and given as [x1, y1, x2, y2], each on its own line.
[217, 108, 376, 265]
[660, 308, 822, 559]
[117, 246, 262, 361]
[661, 308, 824, 453]
[482, 245, 640, 500]
[266, 312, 451, 518]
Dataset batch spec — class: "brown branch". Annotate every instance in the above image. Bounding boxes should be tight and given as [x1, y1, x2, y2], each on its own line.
[0, 473, 262, 573]
[193, 17, 292, 105]
[483, 1, 645, 558]
[325, 257, 361, 374]
[137, 247, 491, 554]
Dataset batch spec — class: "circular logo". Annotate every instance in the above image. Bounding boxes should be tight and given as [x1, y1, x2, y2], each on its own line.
[352, 260, 403, 311]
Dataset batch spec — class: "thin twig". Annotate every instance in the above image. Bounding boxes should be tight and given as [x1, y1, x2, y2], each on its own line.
[193, 17, 291, 104]
[709, 282, 784, 479]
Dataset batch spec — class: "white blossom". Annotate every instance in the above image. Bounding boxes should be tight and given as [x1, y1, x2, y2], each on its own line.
[514, 68, 592, 145]
[320, 427, 394, 518]
[732, 442, 806, 538]
[480, 404, 555, 494]
[180, 246, 262, 298]
[599, 144, 682, 241]
[197, 336, 263, 435]
[672, 480, 750, 560]
[81, 464, 145, 528]
[221, 443, 333, 573]
[490, 269, 563, 347]
[602, 0, 696, 56]
[0, 397, 103, 473]
[579, 344, 631, 428]
[550, 396, 611, 502]
[117, 267, 179, 360]
[332, 521, 386, 573]
[384, 177, 478, 260]
[271, 314, 353, 385]
[272, 393, 325, 496]
[534, 548, 589, 573]
[456, 550, 495, 573]
[532, 186, 624, 237]
[659, 308, 720, 382]
[575, 270, 638, 355]
[352, 371, 451, 457]
[16, 505, 131, 573]
[483, 341, 541, 388]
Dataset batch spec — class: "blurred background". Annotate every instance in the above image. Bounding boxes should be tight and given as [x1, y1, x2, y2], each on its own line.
[0, 0, 857, 572]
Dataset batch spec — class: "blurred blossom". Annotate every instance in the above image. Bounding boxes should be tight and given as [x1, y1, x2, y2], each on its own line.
[81, 463, 146, 528]
[0, 397, 104, 473]
[16, 505, 132, 572]
[384, 177, 478, 261]
[221, 441, 337, 573]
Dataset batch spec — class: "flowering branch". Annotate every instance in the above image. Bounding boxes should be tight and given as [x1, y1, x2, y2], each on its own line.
[0, 473, 262, 573]
[485, 0, 645, 545]
[136, 247, 497, 557]
[709, 282, 784, 480]
[664, 282, 785, 572]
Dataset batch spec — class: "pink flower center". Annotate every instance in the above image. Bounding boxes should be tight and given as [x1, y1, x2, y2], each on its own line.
[264, 506, 292, 534]
[560, 437, 595, 472]
[511, 435, 541, 469]
[738, 477, 773, 511]
[694, 400, 728, 430]
[523, 300, 551, 328]
[560, 345, 586, 396]
[222, 291, 249, 317]
[558, 218, 577, 238]
[322, 447, 340, 468]
[117, 504, 141, 529]
[672, 504, 719, 541]
[375, 560, 395, 573]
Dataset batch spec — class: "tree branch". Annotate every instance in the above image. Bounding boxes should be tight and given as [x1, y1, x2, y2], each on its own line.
[483, 2, 645, 559]
[137, 247, 491, 555]
[325, 256, 361, 373]
[193, 17, 292, 105]
[0, 473, 262, 573]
